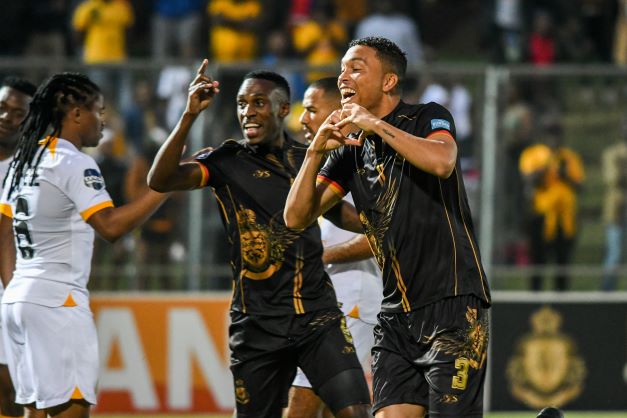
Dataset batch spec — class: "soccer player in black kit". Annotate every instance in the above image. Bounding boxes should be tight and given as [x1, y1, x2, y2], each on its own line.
[148, 60, 371, 418]
[285, 37, 491, 418]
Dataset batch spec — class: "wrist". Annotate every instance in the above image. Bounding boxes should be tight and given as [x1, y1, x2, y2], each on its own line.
[306, 147, 327, 159]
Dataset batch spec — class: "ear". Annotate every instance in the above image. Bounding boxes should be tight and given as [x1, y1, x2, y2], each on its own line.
[382, 73, 399, 93]
[70, 106, 82, 124]
[278, 102, 290, 119]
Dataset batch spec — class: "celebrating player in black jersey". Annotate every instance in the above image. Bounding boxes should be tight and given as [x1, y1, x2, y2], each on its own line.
[148, 60, 371, 418]
[285, 37, 492, 417]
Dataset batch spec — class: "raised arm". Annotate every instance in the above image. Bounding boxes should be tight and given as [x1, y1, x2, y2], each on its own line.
[337, 103, 457, 179]
[148, 59, 220, 192]
[284, 111, 359, 229]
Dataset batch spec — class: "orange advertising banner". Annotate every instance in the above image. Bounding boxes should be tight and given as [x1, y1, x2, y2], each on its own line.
[90, 293, 234, 414]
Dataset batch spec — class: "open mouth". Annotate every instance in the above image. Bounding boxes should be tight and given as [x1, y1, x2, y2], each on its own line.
[340, 88, 356, 104]
[243, 123, 261, 138]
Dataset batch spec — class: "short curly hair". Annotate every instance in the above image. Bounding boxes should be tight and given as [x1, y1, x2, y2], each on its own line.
[348, 37, 407, 81]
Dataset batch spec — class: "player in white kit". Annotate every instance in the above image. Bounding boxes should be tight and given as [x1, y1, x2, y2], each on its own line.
[0, 73, 168, 418]
[0, 76, 37, 418]
[286, 78, 383, 418]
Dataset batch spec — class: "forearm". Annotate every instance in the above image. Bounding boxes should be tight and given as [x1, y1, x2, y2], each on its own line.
[284, 149, 325, 229]
[90, 190, 169, 243]
[148, 112, 198, 191]
[373, 120, 457, 178]
[322, 234, 372, 264]
[322, 200, 363, 234]
[0, 215, 16, 287]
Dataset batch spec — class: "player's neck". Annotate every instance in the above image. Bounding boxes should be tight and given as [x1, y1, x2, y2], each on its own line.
[369, 95, 401, 119]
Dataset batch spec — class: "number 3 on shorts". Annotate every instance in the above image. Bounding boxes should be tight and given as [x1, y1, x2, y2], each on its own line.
[451, 357, 469, 390]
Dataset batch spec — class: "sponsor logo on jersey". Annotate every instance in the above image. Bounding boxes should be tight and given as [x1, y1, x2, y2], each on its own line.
[84, 169, 105, 190]
[430, 118, 451, 131]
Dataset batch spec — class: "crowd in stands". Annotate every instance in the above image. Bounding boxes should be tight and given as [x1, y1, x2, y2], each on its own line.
[0, 0, 626, 291]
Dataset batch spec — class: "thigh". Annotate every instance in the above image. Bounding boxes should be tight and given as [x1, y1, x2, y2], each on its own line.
[346, 317, 375, 370]
[371, 314, 428, 414]
[295, 310, 370, 413]
[419, 296, 489, 417]
[3, 303, 99, 409]
[231, 350, 296, 418]
[229, 313, 296, 418]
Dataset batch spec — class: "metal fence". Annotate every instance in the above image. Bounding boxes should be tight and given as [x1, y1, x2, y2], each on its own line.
[1, 59, 626, 291]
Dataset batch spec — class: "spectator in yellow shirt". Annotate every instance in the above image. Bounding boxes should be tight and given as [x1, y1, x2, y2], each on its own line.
[292, 1, 347, 82]
[519, 122, 585, 291]
[208, 0, 262, 62]
[72, 0, 134, 64]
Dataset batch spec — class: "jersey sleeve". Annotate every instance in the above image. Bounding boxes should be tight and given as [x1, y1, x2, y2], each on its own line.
[418, 102, 457, 140]
[0, 166, 16, 218]
[64, 154, 113, 221]
[317, 147, 352, 198]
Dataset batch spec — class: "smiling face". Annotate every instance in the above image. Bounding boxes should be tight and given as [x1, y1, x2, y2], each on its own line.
[237, 78, 289, 147]
[0, 86, 31, 146]
[79, 94, 106, 148]
[299, 86, 340, 143]
[338, 45, 387, 113]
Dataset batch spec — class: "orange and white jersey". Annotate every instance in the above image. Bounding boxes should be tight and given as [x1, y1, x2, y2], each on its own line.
[0, 137, 112, 307]
[320, 194, 382, 324]
[0, 157, 12, 300]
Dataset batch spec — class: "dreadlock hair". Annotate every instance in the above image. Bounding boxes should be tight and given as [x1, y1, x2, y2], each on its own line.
[6, 72, 100, 199]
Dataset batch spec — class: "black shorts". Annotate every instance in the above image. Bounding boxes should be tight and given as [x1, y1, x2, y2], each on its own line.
[372, 295, 490, 417]
[229, 307, 370, 418]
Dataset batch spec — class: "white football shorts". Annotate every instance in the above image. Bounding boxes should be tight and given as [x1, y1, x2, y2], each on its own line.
[1, 302, 98, 408]
[292, 316, 375, 388]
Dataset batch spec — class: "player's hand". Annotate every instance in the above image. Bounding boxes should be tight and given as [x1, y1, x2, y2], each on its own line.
[186, 59, 220, 116]
[309, 110, 363, 154]
[335, 103, 379, 144]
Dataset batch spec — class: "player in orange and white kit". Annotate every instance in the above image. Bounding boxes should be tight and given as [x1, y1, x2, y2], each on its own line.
[0, 76, 37, 418]
[0, 73, 168, 418]
[286, 78, 382, 418]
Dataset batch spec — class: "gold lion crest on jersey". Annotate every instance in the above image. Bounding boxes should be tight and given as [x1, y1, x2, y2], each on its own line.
[506, 305, 586, 408]
[236, 207, 298, 280]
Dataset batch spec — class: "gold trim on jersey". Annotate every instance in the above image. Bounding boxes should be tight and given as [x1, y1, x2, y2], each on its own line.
[0, 203, 12, 218]
[80, 200, 114, 221]
[316, 175, 346, 198]
[293, 253, 305, 314]
[360, 177, 399, 270]
[375, 163, 386, 185]
[390, 249, 411, 312]
[212, 190, 230, 225]
[195, 161, 210, 188]
[438, 179, 458, 294]
[38, 136, 58, 157]
[454, 169, 489, 301]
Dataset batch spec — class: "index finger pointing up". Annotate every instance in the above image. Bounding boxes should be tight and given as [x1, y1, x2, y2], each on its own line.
[197, 59, 209, 76]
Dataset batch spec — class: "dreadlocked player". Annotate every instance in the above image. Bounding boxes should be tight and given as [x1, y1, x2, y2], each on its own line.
[0, 73, 168, 418]
[0, 76, 37, 418]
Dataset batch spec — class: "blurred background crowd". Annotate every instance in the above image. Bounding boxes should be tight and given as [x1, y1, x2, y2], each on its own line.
[1, 0, 626, 293]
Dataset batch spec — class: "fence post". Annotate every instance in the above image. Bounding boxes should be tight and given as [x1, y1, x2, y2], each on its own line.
[480, 65, 506, 413]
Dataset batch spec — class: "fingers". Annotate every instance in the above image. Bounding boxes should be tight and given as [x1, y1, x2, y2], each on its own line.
[197, 59, 209, 76]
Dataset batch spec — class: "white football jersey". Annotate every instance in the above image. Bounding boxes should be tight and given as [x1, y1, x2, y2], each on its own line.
[0, 157, 12, 299]
[320, 194, 382, 324]
[0, 137, 112, 307]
